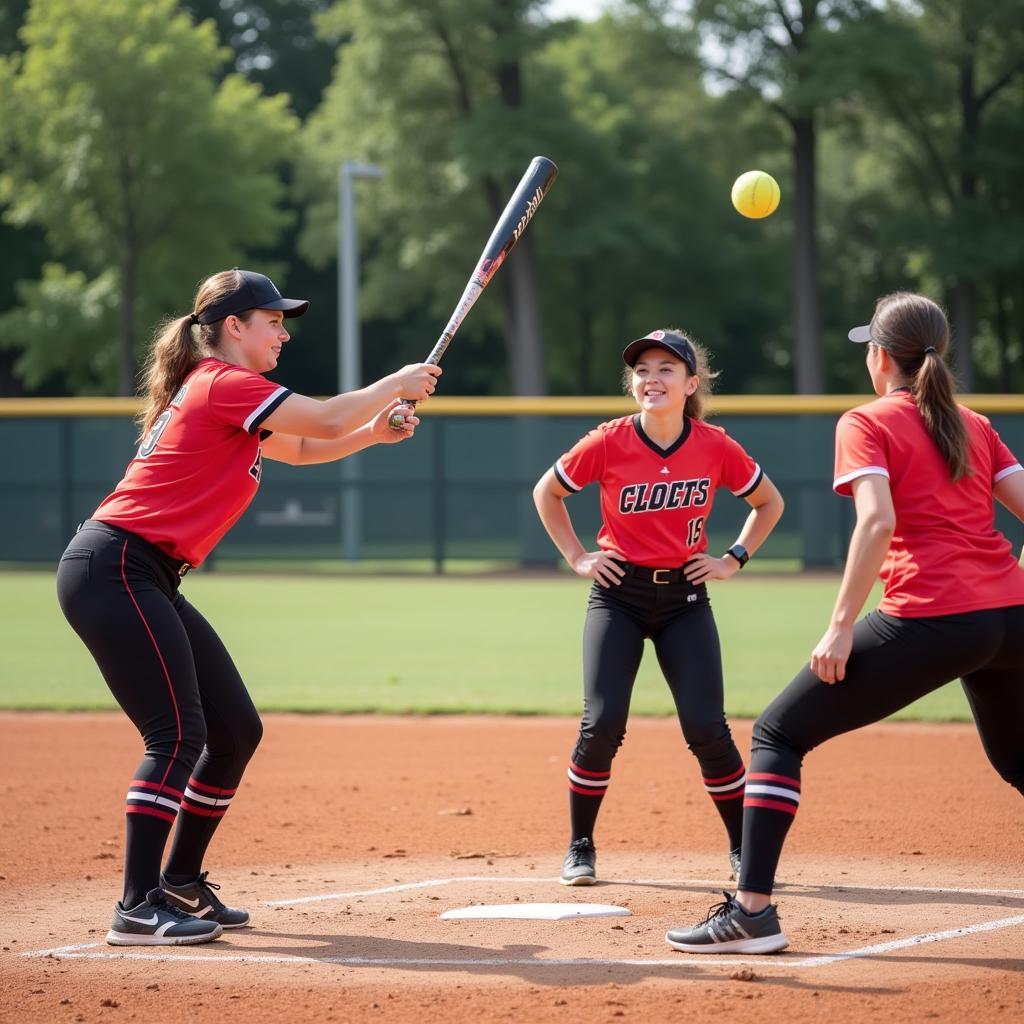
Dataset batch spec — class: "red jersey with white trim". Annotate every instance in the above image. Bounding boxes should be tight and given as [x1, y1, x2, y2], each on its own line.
[833, 389, 1024, 617]
[93, 358, 291, 566]
[554, 415, 762, 567]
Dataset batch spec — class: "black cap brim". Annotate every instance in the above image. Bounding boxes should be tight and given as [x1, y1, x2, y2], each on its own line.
[262, 297, 309, 318]
[622, 334, 698, 375]
[622, 338, 674, 365]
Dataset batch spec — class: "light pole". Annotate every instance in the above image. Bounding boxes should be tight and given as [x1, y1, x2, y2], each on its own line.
[338, 160, 384, 562]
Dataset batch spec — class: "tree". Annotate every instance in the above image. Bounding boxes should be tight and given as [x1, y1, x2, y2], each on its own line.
[682, 0, 877, 393]
[180, 0, 337, 118]
[837, 1, 1024, 390]
[0, 0, 298, 394]
[299, 0, 560, 395]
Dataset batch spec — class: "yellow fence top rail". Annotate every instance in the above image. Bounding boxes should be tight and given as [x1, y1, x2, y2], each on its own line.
[3, 394, 1024, 417]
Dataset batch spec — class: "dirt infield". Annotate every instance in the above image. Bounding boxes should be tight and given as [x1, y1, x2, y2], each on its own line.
[1, 713, 1022, 1024]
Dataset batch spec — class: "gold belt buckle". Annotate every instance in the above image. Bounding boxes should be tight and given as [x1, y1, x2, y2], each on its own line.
[652, 568, 671, 584]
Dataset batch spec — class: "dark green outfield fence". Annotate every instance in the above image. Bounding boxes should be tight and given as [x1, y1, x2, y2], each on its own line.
[3, 396, 1023, 569]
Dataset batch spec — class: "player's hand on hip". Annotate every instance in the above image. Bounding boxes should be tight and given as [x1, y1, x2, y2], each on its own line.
[375, 400, 419, 442]
[683, 554, 738, 584]
[810, 624, 853, 684]
[390, 363, 441, 402]
[572, 549, 627, 588]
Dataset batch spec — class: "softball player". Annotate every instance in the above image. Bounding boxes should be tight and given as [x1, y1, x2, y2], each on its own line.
[666, 292, 1024, 954]
[56, 269, 440, 946]
[533, 329, 784, 885]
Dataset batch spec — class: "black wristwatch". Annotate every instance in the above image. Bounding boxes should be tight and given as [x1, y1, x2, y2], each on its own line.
[725, 544, 749, 568]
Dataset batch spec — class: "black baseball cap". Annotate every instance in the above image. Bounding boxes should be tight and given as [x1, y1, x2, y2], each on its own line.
[196, 270, 309, 325]
[622, 329, 698, 375]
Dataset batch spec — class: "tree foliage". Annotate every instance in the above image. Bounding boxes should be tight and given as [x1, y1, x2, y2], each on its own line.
[0, 0, 298, 394]
[0, 0, 1022, 397]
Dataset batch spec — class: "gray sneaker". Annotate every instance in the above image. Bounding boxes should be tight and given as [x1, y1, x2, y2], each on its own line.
[559, 837, 597, 886]
[161, 871, 251, 928]
[665, 891, 788, 954]
[107, 888, 223, 946]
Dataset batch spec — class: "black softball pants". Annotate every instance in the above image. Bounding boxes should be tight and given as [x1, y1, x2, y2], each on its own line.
[569, 567, 746, 851]
[739, 606, 1024, 895]
[56, 521, 262, 907]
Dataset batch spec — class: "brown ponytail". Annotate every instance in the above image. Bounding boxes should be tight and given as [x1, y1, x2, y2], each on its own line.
[621, 329, 720, 421]
[869, 292, 969, 481]
[136, 269, 252, 441]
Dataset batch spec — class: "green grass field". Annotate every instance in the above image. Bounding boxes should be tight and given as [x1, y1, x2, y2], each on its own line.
[0, 570, 973, 721]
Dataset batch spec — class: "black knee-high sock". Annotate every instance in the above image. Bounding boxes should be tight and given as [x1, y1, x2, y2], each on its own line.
[567, 760, 610, 842]
[737, 750, 802, 896]
[163, 773, 238, 883]
[702, 764, 746, 853]
[122, 774, 184, 908]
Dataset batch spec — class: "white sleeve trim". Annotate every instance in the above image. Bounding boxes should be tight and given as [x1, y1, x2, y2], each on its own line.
[554, 459, 581, 493]
[243, 386, 290, 434]
[833, 466, 890, 492]
[731, 464, 763, 497]
[993, 463, 1023, 484]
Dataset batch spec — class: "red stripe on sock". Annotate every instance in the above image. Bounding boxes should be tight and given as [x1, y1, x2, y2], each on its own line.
[187, 777, 238, 796]
[569, 782, 607, 797]
[710, 789, 745, 801]
[747, 772, 801, 789]
[179, 801, 228, 818]
[703, 766, 746, 785]
[130, 779, 185, 799]
[743, 797, 799, 815]
[569, 762, 611, 779]
[126, 805, 178, 825]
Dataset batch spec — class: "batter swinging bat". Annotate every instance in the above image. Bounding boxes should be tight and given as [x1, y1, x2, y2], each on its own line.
[389, 155, 559, 428]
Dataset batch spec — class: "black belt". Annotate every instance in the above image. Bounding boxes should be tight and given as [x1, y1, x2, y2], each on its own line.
[80, 520, 193, 577]
[622, 562, 690, 585]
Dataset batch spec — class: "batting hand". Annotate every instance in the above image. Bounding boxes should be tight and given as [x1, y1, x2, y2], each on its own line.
[572, 549, 627, 588]
[683, 554, 739, 584]
[373, 400, 419, 443]
[810, 623, 853, 684]
[390, 363, 441, 403]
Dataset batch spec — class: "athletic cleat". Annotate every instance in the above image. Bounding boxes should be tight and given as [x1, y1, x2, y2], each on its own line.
[729, 849, 742, 881]
[665, 891, 788, 954]
[106, 887, 224, 946]
[559, 837, 597, 886]
[161, 871, 251, 928]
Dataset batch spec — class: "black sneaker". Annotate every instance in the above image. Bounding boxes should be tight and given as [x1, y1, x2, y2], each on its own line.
[559, 837, 597, 886]
[161, 871, 251, 928]
[665, 891, 788, 954]
[729, 849, 742, 881]
[107, 887, 223, 946]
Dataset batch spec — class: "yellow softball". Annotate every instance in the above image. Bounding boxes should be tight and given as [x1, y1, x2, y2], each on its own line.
[731, 170, 781, 219]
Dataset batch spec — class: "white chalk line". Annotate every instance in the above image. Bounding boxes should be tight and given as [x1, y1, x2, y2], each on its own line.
[268, 875, 1024, 907]
[19, 875, 1024, 968]
[19, 911, 1024, 969]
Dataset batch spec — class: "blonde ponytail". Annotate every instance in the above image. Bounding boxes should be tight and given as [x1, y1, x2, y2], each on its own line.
[136, 316, 205, 441]
[135, 269, 251, 442]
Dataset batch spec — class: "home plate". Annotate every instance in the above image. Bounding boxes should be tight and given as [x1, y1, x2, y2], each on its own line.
[440, 903, 630, 921]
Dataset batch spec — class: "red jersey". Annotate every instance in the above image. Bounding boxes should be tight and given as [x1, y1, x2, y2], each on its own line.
[833, 389, 1024, 617]
[554, 414, 762, 567]
[93, 358, 291, 566]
